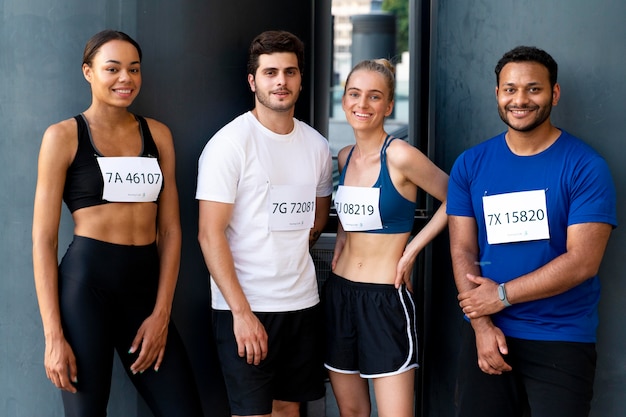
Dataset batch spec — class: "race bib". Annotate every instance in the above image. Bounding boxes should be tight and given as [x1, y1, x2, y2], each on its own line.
[334, 185, 382, 231]
[482, 189, 550, 244]
[268, 185, 316, 231]
[96, 157, 163, 202]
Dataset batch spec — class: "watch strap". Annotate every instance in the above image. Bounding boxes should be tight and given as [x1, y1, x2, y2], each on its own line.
[498, 283, 512, 307]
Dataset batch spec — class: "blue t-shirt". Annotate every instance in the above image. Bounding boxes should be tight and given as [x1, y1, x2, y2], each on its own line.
[447, 129, 617, 342]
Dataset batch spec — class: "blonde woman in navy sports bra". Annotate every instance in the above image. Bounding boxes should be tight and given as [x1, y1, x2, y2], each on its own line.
[324, 59, 449, 417]
[32, 30, 202, 416]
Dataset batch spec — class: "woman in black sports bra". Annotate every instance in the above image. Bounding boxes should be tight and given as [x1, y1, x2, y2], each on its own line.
[324, 59, 449, 417]
[32, 30, 202, 416]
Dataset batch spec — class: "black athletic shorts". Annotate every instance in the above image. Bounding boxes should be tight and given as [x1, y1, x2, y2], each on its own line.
[323, 272, 418, 378]
[455, 319, 597, 417]
[213, 305, 325, 416]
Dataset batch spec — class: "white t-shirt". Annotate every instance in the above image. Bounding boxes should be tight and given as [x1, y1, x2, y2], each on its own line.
[196, 111, 333, 312]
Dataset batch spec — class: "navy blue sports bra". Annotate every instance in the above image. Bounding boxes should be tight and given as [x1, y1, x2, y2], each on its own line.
[63, 114, 161, 213]
[338, 135, 416, 234]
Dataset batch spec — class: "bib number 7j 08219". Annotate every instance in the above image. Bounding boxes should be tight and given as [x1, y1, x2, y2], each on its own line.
[334, 185, 382, 231]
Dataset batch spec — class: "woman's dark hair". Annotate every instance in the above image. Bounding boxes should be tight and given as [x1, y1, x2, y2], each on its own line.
[82, 29, 142, 66]
[495, 46, 558, 88]
[247, 30, 305, 77]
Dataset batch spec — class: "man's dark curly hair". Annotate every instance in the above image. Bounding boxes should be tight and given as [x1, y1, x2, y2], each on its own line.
[247, 30, 305, 77]
[495, 46, 558, 87]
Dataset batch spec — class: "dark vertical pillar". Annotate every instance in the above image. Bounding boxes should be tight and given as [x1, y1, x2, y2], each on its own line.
[350, 13, 396, 66]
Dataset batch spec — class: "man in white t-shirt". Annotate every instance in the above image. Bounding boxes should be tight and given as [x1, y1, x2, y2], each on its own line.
[196, 30, 333, 417]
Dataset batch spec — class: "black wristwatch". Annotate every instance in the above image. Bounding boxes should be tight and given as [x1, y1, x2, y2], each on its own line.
[497, 283, 512, 307]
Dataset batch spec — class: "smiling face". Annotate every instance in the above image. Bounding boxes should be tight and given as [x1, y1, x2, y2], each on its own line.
[496, 61, 560, 133]
[342, 69, 394, 132]
[248, 52, 302, 114]
[82, 39, 142, 107]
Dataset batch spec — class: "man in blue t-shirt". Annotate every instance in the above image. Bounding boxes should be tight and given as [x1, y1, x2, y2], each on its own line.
[447, 46, 617, 417]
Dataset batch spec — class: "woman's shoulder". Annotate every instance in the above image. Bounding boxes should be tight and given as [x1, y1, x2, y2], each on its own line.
[386, 137, 427, 167]
[38, 117, 81, 169]
[140, 116, 171, 137]
[45, 116, 78, 135]
[42, 117, 79, 148]
[337, 144, 354, 163]
[139, 116, 174, 152]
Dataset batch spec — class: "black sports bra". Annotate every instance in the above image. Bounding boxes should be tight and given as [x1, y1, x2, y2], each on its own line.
[337, 135, 416, 233]
[62, 114, 161, 213]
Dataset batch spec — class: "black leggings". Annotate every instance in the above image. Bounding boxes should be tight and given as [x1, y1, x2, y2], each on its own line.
[58, 236, 203, 417]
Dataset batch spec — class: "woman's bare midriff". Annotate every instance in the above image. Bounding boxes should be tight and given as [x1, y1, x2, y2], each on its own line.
[72, 202, 158, 245]
[333, 231, 411, 284]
